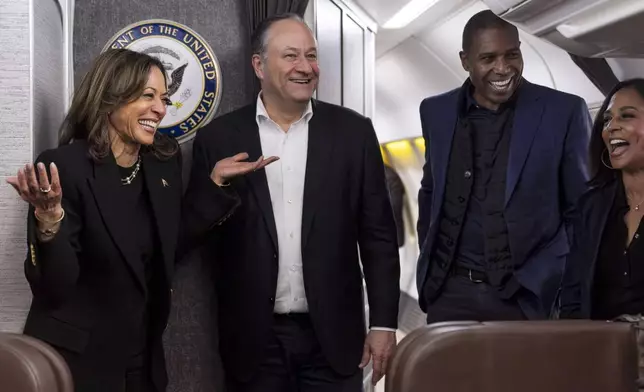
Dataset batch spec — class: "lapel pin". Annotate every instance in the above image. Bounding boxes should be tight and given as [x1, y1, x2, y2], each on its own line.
[162, 179, 169, 187]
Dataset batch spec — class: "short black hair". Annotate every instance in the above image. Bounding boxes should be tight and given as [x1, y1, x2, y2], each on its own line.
[462, 10, 519, 52]
[250, 13, 306, 59]
[588, 78, 644, 187]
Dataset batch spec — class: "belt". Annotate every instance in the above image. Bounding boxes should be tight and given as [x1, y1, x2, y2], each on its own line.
[452, 265, 488, 283]
[273, 313, 311, 327]
[273, 312, 310, 321]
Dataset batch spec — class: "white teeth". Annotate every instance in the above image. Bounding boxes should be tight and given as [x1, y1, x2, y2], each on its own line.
[291, 79, 310, 84]
[610, 139, 628, 145]
[490, 79, 512, 88]
[138, 120, 157, 128]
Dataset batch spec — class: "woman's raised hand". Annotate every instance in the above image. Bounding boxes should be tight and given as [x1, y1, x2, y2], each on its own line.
[6, 162, 63, 220]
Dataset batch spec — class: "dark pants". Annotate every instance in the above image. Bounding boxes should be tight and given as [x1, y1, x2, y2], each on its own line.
[425, 275, 527, 324]
[124, 368, 154, 392]
[124, 352, 155, 392]
[227, 314, 362, 392]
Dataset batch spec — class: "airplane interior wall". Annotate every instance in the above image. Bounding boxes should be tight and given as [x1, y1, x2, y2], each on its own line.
[0, 0, 66, 333]
[34, 0, 65, 169]
[0, 0, 32, 334]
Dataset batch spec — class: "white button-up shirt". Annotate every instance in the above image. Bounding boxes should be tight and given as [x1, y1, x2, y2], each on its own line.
[256, 95, 313, 314]
[255, 94, 395, 332]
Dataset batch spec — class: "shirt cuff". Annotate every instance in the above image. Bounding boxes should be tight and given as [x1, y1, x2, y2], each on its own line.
[370, 327, 397, 332]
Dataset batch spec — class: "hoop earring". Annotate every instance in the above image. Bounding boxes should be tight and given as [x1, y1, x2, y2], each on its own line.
[601, 148, 615, 170]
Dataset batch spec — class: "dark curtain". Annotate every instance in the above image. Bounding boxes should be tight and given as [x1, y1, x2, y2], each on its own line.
[244, 0, 310, 97]
[569, 53, 620, 96]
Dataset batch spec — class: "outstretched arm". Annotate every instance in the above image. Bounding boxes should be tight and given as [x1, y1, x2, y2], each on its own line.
[177, 130, 278, 260]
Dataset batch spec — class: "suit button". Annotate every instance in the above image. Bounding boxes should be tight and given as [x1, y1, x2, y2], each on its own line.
[458, 196, 465, 203]
[273, 254, 277, 259]
[451, 220, 459, 226]
[464, 170, 472, 179]
[447, 239, 454, 247]
[269, 297, 275, 303]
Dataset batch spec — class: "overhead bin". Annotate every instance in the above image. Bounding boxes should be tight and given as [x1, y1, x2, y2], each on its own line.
[482, 0, 644, 57]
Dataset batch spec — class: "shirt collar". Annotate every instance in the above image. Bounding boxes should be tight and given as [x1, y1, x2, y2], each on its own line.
[255, 92, 314, 126]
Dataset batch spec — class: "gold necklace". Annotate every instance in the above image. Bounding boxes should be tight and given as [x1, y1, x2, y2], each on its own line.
[627, 194, 644, 211]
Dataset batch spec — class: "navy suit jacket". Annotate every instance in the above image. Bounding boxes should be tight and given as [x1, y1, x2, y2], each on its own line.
[416, 79, 591, 318]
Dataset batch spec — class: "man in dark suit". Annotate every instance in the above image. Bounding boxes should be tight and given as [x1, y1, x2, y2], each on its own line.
[416, 10, 591, 323]
[182, 13, 400, 392]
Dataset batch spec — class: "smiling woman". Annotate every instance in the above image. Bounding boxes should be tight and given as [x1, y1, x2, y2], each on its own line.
[59, 49, 178, 162]
[559, 77, 644, 386]
[5, 48, 183, 392]
[560, 78, 644, 320]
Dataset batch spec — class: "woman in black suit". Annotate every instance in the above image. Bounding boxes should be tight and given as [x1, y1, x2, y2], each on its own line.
[6, 49, 181, 392]
[559, 78, 644, 320]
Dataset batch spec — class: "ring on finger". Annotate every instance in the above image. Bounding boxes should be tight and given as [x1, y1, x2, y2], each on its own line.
[39, 186, 52, 193]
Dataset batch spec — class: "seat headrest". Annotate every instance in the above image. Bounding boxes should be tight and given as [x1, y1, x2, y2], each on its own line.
[0, 333, 73, 392]
[386, 320, 639, 392]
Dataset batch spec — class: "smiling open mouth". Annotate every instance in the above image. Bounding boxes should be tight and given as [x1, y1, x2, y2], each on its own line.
[610, 138, 630, 155]
[290, 78, 312, 85]
[489, 77, 514, 92]
[139, 120, 158, 133]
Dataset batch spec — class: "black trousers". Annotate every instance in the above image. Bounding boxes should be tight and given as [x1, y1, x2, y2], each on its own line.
[227, 314, 362, 392]
[124, 351, 155, 392]
[124, 368, 154, 392]
[425, 275, 527, 324]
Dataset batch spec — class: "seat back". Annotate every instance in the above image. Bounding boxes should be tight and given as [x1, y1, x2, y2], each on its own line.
[0, 333, 73, 392]
[386, 320, 638, 392]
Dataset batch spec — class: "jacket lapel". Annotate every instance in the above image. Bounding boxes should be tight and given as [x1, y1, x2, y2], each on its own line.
[234, 105, 279, 253]
[585, 180, 618, 307]
[87, 155, 146, 293]
[430, 93, 459, 223]
[142, 153, 180, 281]
[301, 101, 335, 250]
[505, 81, 544, 205]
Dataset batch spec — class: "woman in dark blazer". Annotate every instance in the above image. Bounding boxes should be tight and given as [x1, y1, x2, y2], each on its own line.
[559, 78, 644, 320]
[6, 49, 181, 392]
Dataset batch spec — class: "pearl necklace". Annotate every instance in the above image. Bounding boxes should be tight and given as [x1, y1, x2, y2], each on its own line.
[121, 156, 141, 185]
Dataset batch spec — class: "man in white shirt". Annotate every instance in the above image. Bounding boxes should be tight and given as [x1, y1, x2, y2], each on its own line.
[183, 13, 400, 392]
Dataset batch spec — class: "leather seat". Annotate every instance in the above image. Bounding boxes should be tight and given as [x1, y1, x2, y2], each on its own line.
[386, 320, 638, 392]
[0, 333, 73, 392]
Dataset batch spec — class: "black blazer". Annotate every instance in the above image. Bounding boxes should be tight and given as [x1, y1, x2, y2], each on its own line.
[22, 140, 183, 392]
[182, 100, 400, 382]
[559, 178, 618, 319]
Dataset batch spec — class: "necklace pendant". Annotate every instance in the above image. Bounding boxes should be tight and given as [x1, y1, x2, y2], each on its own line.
[637, 205, 640, 211]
